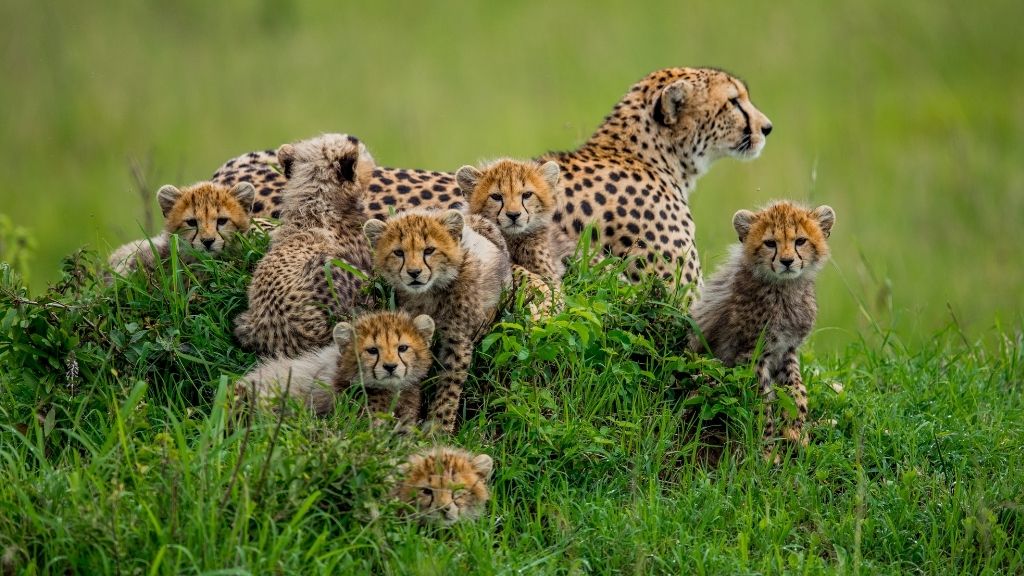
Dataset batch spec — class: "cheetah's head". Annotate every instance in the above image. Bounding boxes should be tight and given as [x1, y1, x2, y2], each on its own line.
[333, 311, 435, 392]
[394, 446, 493, 526]
[276, 133, 375, 192]
[648, 68, 773, 167]
[363, 210, 465, 295]
[733, 202, 835, 282]
[457, 159, 560, 237]
[159, 181, 254, 253]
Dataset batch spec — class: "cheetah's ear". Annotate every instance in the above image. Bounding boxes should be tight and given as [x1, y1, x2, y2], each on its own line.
[732, 209, 757, 242]
[276, 144, 296, 179]
[652, 79, 694, 127]
[336, 153, 358, 183]
[412, 315, 435, 342]
[156, 185, 183, 218]
[332, 322, 355, 349]
[363, 219, 387, 247]
[455, 165, 483, 195]
[229, 182, 256, 212]
[471, 453, 494, 480]
[539, 161, 560, 189]
[439, 209, 465, 240]
[811, 205, 836, 238]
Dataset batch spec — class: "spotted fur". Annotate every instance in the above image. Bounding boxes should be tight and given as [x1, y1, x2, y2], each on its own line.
[688, 201, 835, 451]
[234, 134, 376, 357]
[394, 445, 493, 525]
[236, 311, 434, 421]
[107, 181, 254, 274]
[210, 67, 771, 286]
[363, 210, 512, 433]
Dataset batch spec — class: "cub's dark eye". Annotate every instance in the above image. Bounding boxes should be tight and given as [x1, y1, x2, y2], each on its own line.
[185, 218, 198, 228]
[397, 344, 409, 353]
[423, 247, 435, 255]
[393, 249, 404, 258]
[763, 240, 777, 248]
[365, 347, 379, 355]
[521, 191, 534, 199]
[795, 238, 808, 246]
[490, 193, 502, 202]
[730, 97, 741, 108]
[420, 488, 432, 498]
[216, 217, 228, 226]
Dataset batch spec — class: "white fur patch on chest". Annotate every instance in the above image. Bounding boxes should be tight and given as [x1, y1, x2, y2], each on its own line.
[461, 226, 499, 263]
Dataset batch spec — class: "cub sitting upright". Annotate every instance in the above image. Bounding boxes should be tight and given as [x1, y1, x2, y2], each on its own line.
[237, 310, 435, 422]
[457, 159, 572, 318]
[107, 181, 254, 275]
[234, 134, 375, 357]
[363, 210, 512, 433]
[688, 201, 835, 451]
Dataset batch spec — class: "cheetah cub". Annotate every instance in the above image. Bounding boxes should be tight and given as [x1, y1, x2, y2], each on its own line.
[363, 209, 512, 433]
[688, 201, 836, 451]
[234, 134, 376, 357]
[237, 310, 435, 421]
[457, 159, 573, 319]
[394, 445, 493, 525]
[107, 181, 254, 275]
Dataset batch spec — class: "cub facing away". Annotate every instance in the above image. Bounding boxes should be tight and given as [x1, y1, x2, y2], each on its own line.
[363, 209, 512, 433]
[394, 445, 494, 526]
[107, 181, 254, 275]
[234, 133, 376, 358]
[688, 201, 835, 450]
[236, 310, 435, 421]
[457, 159, 573, 319]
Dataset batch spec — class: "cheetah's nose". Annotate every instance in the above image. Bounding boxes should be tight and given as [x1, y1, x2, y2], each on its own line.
[407, 269, 422, 279]
[202, 239, 215, 250]
[382, 363, 398, 375]
[506, 212, 521, 222]
[780, 257, 794, 268]
[762, 123, 773, 136]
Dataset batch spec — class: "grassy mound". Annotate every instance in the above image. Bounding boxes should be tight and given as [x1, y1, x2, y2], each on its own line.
[0, 235, 1021, 574]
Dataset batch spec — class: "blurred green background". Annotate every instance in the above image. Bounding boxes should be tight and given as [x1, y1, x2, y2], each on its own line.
[1, 0, 1021, 350]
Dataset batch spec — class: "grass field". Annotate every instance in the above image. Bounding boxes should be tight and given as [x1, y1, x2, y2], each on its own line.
[1, 1, 1024, 574]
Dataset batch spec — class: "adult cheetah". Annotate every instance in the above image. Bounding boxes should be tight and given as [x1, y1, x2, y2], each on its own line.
[211, 67, 772, 285]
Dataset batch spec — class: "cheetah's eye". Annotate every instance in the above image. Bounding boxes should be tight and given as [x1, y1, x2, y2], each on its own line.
[397, 344, 409, 353]
[393, 249, 404, 258]
[216, 217, 228, 226]
[185, 218, 198, 228]
[365, 347, 379, 355]
[423, 247, 435, 256]
[763, 240, 777, 249]
[420, 488, 433, 498]
[795, 238, 808, 246]
[521, 191, 534, 199]
[489, 193, 502, 202]
[730, 97, 741, 108]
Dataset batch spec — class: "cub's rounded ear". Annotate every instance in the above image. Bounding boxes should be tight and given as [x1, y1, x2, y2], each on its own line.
[440, 209, 465, 240]
[812, 205, 836, 238]
[455, 165, 483, 195]
[471, 453, 494, 480]
[652, 79, 694, 127]
[411, 314, 435, 342]
[156, 185, 183, 217]
[336, 153, 357, 183]
[363, 219, 387, 247]
[539, 161, 561, 189]
[332, 322, 355, 348]
[276, 144, 296, 179]
[732, 209, 757, 242]
[229, 182, 256, 212]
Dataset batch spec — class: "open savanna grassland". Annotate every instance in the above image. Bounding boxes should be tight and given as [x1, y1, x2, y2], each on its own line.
[1, 0, 1022, 348]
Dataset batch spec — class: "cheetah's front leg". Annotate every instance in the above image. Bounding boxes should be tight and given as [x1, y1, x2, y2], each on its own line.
[777, 348, 809, 447]
[755, 353, 777, 443]
[425, 337, 472, 434]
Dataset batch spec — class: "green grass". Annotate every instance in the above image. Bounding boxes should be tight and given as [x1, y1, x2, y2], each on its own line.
[2, 1, 1023, 349]
[1, 238, 1022, 574]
